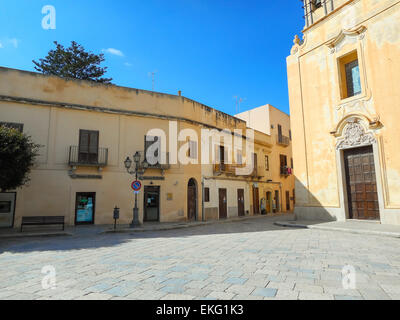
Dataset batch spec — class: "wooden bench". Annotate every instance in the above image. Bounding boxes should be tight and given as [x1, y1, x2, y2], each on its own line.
[21, 216, 65, 232]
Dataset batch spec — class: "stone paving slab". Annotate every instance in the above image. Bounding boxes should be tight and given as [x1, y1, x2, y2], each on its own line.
[0, 216, 399, 300]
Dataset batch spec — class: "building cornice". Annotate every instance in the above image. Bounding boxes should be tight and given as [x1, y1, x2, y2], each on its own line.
[0, 94, 272, 146]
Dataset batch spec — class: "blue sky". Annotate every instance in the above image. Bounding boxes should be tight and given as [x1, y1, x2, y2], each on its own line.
[0, 0, 304, 115]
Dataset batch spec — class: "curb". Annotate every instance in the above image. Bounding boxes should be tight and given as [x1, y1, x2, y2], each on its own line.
[103, 214, 291, 234]
[0, 232, 73, 239]
[274, 221, 400, 239]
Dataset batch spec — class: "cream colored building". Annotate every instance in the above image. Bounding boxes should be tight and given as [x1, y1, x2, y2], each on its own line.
[0, 67, 290, 229]
[287, 0, 400, 225]
[235, 105, 295, 216]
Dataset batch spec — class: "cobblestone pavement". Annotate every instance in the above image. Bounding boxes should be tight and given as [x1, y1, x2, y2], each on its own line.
[1, 217, 400, 300]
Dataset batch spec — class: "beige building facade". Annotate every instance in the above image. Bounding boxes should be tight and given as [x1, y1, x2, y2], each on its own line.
[235, 105, 295, 216]
[0, 67, 292, 229]
[287, 0, 400, 224]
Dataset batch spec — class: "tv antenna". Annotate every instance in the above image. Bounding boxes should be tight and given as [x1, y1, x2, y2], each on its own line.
[233, 96, 246, 114]
[148, 70, 158, 91]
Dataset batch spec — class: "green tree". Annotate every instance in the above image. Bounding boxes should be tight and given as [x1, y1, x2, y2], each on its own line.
[33, 41, 112, 84]
[0, 126, 41, 192]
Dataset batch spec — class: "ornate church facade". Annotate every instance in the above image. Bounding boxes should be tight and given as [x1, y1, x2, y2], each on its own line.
[287, 0, 400, 224]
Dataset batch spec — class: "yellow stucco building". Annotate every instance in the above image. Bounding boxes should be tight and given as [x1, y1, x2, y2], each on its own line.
[287, 0, 400, 225]
[0, 67, 293, 229]
[235, 105, 295, 217]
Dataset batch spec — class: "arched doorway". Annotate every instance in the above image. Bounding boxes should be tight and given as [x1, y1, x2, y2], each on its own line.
[187, 178, 197, 221]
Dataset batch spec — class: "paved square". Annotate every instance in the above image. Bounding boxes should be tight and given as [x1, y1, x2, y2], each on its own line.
[1, 217, 400, 300]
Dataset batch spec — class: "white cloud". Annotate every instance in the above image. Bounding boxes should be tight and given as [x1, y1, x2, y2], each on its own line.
[124, 62, 133, 67]
[0, 38, 20, 49]
[102, 48, 124, 57]
[8, 38, 19, 48]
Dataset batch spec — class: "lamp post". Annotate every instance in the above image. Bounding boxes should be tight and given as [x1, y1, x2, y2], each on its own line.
[124, 152, 147, 227]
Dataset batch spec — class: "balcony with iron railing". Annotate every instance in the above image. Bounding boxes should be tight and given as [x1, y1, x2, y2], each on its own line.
[214, 162, 259, 177]
[277, 135, 290, 147]
[137, 151, 171, 171]
[68, 146, 108, 167]
[302, 0, 344, 28]
[280, 166, 294, 177]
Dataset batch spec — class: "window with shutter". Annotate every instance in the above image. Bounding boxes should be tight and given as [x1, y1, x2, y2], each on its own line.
[189, 140, 198, 159]
[253, 153, 258, 173]
[219, 146, 225, 165]
[145, 136, 160, 164]
[265, 155, 269, 171]
[78, 130, 99, 164]
[280, 154, 287, 167]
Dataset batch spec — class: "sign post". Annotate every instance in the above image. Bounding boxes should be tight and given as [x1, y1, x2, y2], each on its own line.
[131, 180, 142, 227]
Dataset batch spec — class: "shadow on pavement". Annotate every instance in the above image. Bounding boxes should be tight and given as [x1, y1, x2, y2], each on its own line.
[0, 215, 298, 254]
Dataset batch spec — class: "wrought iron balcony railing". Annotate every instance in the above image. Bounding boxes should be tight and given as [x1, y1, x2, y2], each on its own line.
[302, 0, 337, 28]
[214, 163, 258, 177]
[280, 166, 293, 176]
[137, 151, 171, 170]
[69, 146, 108, 167]
[277, 135, 290, 147]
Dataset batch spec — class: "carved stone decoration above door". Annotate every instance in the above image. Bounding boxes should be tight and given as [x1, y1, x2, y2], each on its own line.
[336, 119, 376, 150]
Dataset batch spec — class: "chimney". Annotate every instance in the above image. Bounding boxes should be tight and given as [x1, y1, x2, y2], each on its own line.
[178, 90, 182, 97]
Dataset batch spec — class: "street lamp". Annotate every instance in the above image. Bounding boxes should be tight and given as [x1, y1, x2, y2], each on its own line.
[124, 152, 144, 227]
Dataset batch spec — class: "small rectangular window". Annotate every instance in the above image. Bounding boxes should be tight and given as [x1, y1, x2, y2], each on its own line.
[0, 122, 23, 133]
[265, 155, 269, 171]
[204, 188, 210, 202]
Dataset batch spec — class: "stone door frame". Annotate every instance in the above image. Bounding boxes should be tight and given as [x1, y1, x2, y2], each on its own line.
[335, 118, 385, 222]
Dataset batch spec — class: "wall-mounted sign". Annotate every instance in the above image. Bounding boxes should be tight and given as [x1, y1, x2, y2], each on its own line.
[139, 176, 165, 181]
[167, 193, 173, 201]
